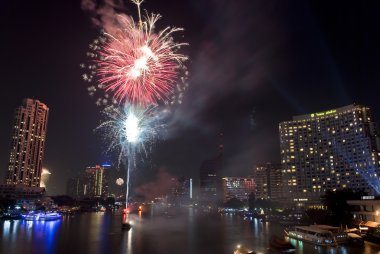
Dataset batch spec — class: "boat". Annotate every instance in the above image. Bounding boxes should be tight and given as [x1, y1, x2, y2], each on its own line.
[0, 211, 22, 220]
[22, 211, 62, 221]
[309, 225, 348, 244]
[286, 226, 338, 246]
[121, 221, 132, 230]
[347, 232, 364, 246]
[269, 235, 296, 253]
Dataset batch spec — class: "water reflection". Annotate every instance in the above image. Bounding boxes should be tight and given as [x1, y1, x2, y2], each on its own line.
[289, 238, 351, 254]
[1, 210, 380, 254]
[1, 219, 61, 254]
[127, 227, 132, 254]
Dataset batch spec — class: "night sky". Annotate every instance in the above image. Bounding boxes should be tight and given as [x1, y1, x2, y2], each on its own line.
[1, 0, 380, 195]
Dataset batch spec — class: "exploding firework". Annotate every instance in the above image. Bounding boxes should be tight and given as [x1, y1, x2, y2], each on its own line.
[97, 104, 164, 164]
[97, 104, 165, 209]
[116, 178, 125, 186]
[82, 0, 188, 219]
[82, 1, 188, 106]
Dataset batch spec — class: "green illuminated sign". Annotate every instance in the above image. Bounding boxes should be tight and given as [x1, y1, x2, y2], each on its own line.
[310, 109, 336, 118]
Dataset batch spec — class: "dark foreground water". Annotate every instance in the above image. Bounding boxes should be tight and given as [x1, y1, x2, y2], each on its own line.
[1, 208, 380, 254]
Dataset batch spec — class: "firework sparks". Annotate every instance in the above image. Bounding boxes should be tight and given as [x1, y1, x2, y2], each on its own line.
[82, 0, 188, 218]
[92, 6, 187, 106]
[81, 34, 189, 108]
[97, 104, 164, 209]
[81, 0, 189, 108]
[97, 104, 163, 161]
[116, 178, 125, 186]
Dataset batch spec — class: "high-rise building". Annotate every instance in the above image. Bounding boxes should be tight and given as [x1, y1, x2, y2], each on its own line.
[199, 133, 224, 203]
[221, 177, 255, 202]
[253, 163, 282, 200]
[279, 104, 380, 202]
[83, 165, 110, 197]
[5, 99, 49, 187]
[199, 155, 223, 203]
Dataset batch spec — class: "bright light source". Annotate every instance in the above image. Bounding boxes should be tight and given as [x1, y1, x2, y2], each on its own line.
[125, 113, 139, 143]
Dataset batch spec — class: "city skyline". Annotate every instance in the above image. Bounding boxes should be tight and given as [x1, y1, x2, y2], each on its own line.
[1, 0, 380, 195]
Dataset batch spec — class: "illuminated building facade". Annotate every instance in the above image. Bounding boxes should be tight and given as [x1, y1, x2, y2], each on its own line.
[222, 177, 255, 202]
[279, 104, 380, 202]
[347, 196, 380, 222]
[83, 164, 110, 197]
[253, 163, 282, 200]
[5, 99, 49, 187]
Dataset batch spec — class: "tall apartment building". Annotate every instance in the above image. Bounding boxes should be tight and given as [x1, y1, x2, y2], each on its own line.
[5, 99, 49, 187]
[83, 165, 110, 197]
[279, 104, 380, 202]
[253, 163, 282, 200]
[221, 177, 255, 202]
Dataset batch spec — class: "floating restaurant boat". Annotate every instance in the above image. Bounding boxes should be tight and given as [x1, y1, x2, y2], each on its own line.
[309, 225, 348, 244]
[286, 226, 338, 246]
[22, 211, 62, 221]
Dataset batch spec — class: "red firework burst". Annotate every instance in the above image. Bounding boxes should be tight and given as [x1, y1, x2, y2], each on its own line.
[96, 14, 187, 106]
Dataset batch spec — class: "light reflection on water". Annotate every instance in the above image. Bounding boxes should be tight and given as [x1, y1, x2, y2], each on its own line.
[1, 209, 380, 254]
[1, 219, 61, 254]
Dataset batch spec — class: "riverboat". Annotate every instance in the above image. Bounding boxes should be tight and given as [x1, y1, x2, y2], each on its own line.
[347, 232, 364, 246]
[286, 226, 338, 246]
[22, 211, 62, 221]
[309, 225, 348, 244]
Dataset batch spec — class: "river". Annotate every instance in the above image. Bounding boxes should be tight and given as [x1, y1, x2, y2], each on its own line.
[1, 207, 380, 254]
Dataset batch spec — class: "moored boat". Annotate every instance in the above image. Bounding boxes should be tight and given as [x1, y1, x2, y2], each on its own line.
[22, 211, 62, 221]
[309, 225, 348, 244]
[0, 211, 22, 220]
[286, 226, 337, 246]
[121, 221, 132, 230]
[347, 232, 364, 246]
